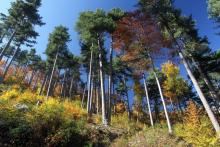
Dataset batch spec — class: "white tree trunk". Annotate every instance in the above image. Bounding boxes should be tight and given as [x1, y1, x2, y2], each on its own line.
[143, 73, 154, 127]
[89, 75, 94, 116]
[39, 74, 48, 95]
[98, 36, 107, 126]
[81, 86, 86, 108]
[46, 51, 59, 100]
[87, 48, 93, 113]
[179, 51, 220, 137]
[108, 36, 113, 123]
[60, 69, 67, 97]
[69, 75, 74, 99]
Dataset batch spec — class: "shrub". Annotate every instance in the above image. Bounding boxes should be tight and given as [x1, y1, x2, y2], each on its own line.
[174, 100, 220, 147]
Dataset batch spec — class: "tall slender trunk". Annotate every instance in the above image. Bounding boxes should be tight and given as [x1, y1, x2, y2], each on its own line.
[108, 36, 113, 123]
[123, 75, 131, 120]
[0, 32, 6, 43]
[162, 21, 220, 135]
[89, 74, 94, 116]
[69, 75, 74, 99]
[148, 53, 172, 133]
[3, 57, 9, 70]
[60, 69, 67, 97]
[179, 51, 220, 137]
[3, 43, 20, 79]
[97, 73, 100, 114]
[28, 70, 35, 85]
[143, 73, 154, 127]
[81, 86, 86, 108]
[33, 71, 39, 90]
[39, 74, 48, 95]
[46, 50, 59, 100]
[87, 47, 93, 113]
[98, 35, 107, 125]
[0, 29, 17, 61]
[191, 57, 220, 102]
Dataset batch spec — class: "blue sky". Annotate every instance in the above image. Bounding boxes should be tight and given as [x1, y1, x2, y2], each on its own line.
[1, 0, 219, 59]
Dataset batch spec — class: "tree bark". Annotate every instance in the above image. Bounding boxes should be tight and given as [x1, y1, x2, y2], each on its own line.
[108, 36, 113, 123]
[3, 43, 20, 79]
[143, 73, 154, 127]
[60, 69, 67, 98]
[39, 74, 48, 95]
[0, 32, 6, 44]
[69, 75, 74, 99]
[87, 46, 93, 113]
[46, 50, 59, 100]
[98, 35, 107, 125]
[89, 74, 94, 116]
[123, 75, 131, 120]
[33, 71, 40, 90]
[81, 85, 86, 108]
[28, 70, 35, 85]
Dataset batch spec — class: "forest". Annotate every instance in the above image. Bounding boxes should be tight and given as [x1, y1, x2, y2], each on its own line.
[0, 0, 220, 146]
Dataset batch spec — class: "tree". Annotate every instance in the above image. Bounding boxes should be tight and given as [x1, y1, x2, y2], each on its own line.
[0, 0, 44, 61]
[138, 0, 220, 136]
[113, 11, 172, 133]
[45, 26, 70, 100]
[208, 0, 220, 31]
[162, 61, 189, 113]
[76, 9, 116, 125]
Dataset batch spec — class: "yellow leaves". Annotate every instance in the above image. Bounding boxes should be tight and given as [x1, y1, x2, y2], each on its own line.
[0, 88, 19, 101]
[174, 101, 220, 147]
[162, 61, 179, 78]
[63, 100, 87, 120]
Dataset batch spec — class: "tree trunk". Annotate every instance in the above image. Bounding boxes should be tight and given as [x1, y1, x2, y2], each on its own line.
[0, 29, 16, 61]
[46, 50, 59, 100]
[98, 36, 107, 126]
[60, 69, 67, 98]
[0, 32, 6, 44]
[162, 21, 220, 135]
[81, 86, 86, 108]
[69, 75, 74, 99]
[33, 71, 40, 90]
[179, 51, 220, 137]
[154, 71, 172, 133]
[87, 47, 93, 113]
[28, 70, 35, 85]
[89, 75, 94, 116]
[3, 43, 20, 79]
[148, 52, 172, 133]
[39, 74, 48, 95]
[143, 73, 154, 127]
[123, 75, 131, 120]
[191, 57, 220, 102]
[3, 57, 9, 70]
[108, 36, 113, 123]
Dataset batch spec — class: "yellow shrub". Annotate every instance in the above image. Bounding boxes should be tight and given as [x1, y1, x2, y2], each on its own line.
[0, 88, 19, 101]
[174, 101, 220, 147]
[63, 100, 87, 120]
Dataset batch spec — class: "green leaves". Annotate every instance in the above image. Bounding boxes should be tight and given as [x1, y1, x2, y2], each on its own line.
[46, 26, 70, 58]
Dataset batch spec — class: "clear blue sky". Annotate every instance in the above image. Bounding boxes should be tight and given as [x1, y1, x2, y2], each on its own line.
[1, 0, 219, 59]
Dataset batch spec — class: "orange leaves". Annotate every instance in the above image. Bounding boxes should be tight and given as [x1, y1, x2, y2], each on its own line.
[113, 11, 168, 72]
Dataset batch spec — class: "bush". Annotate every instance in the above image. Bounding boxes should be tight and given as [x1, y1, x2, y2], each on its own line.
[174, 101, 220, 147]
